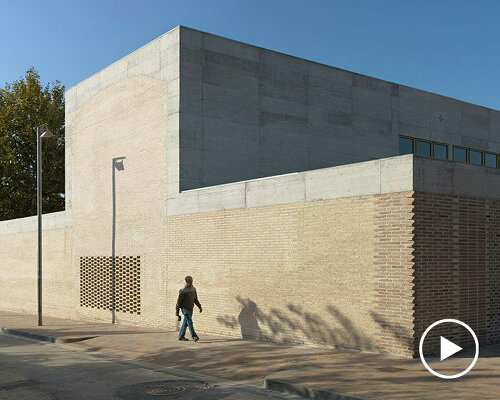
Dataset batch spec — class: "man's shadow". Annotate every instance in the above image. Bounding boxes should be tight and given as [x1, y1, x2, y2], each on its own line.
[236, 296, 261, 339]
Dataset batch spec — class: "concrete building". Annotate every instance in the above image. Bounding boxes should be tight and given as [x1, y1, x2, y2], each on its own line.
[0, 26, 499, 358]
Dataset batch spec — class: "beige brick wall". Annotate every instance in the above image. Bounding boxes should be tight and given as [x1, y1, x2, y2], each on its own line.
[69, 74, 169, 327]
[0, 74, 171, 327]
[0, 189, 417, 357]
[165, 192, 415, 356]
[0, 227, 72, 317]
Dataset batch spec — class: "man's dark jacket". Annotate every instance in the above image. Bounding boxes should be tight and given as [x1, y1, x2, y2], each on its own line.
[176, 285, 201, 313]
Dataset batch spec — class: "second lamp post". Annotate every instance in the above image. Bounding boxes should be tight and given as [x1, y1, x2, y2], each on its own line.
[37, 123, 54, 326]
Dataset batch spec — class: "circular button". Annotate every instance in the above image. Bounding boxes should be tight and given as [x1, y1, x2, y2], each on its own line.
[419, 318, 479, 379]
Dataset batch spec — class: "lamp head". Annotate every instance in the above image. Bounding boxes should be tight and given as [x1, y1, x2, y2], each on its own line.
[113, 157, 126, 171]
[39, 123, 54, 138]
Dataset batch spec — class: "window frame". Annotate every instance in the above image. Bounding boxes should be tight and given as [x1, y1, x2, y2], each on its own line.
[433, 141, 448, 160]
[399, 135, 415, 155]
[469, 148, 484, 166]
[415, 139, 432, 157]
[485, 152, 499, 168]
[452, 146, 468, 163]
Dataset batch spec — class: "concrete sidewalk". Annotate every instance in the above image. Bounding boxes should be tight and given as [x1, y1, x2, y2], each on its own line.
[0, 310, 498, 399]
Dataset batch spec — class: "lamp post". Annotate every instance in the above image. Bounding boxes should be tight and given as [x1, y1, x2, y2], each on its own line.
[37, 123, 54, 326]
[111, 157, 125, 324]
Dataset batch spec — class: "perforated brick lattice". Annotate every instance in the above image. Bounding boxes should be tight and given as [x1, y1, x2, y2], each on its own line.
[80, 256, 141, 314]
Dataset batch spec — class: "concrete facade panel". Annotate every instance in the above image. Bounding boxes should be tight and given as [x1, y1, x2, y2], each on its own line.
[308, 62, 353, 86]
[245, 173, 305, 208]
[398, 85, 431, 116]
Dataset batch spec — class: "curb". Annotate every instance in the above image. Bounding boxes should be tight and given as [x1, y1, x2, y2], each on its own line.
[265, 378, 372, 400]
[1, 328, 97, 344]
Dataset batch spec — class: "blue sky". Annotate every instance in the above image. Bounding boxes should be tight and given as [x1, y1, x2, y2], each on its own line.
[1, 0, 499, 109]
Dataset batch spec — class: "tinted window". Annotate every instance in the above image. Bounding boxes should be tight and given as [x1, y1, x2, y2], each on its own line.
[399, 137, 414, 155]
[434, 143, 448, 160]
[485, 153, 498, 168]
[454, 147, 467, 163]
[470, 150, 483, 166]
[416, 140, 431, 156]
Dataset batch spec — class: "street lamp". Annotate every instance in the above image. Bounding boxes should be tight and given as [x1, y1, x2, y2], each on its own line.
[37, 123, 54, 326]
[111, 157, 125, 324]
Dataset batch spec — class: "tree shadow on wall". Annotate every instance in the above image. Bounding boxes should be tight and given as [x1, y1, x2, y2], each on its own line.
[216, 296, 407, 353]
[370, 311, 414, 355]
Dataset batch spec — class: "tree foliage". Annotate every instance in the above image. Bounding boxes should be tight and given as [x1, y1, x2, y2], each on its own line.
[0, 68, 65, 221]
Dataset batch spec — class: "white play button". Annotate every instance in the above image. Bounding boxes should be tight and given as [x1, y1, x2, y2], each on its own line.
[419, 319, 479, 379]
[440, 336, 462, 361]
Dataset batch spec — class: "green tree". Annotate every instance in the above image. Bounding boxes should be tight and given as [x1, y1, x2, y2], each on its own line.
[0, 68, 65, 221]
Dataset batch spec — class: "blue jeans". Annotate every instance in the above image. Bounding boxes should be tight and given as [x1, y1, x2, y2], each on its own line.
[179, 307, 197, 339]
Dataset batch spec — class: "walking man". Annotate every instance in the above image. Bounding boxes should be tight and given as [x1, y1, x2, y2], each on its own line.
[176, 276, 202, 341]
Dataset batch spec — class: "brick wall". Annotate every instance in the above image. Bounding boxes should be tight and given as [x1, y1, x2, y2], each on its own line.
[413, 192, 500, 355]
[373, 192, 415, 356]
[0, 226, 72, 317]
[166, 191, 416, 356]
[69, 74, 169, 328]
[0, 74, 171, 328]
[0, 188, 417, 357]
[2, 187, 498, 357]
[487, 199, 500, 344]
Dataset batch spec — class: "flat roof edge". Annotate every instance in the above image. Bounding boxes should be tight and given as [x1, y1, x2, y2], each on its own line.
[167, 154, 500, 216]
[413, 156, 500, 200]
[167, 155, 415, 216]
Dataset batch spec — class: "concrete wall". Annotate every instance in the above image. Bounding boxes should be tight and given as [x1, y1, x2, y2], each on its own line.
[178, 26, 500, 191]
[167, 154, 414, 216]
[167, 154, 500, 216]
[413, 156, 500, 200]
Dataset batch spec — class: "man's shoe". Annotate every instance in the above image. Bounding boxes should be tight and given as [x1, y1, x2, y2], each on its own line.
[178, 337, 189, 341]
[193, 336, 199, 342]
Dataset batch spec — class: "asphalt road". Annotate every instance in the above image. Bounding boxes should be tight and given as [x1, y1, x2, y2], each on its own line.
[0, 334, 299, 400]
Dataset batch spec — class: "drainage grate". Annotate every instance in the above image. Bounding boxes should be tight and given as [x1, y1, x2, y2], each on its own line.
[116, 380, 213, 399]
[145, 385, 186, 396]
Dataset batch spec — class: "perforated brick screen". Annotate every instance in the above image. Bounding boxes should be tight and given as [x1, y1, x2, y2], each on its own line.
[80, 256, 141, 314]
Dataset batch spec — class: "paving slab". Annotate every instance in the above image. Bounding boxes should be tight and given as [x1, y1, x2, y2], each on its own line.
[1, 310, 499, 399]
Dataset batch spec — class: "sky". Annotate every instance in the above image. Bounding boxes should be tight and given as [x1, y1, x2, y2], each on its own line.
[1, 0, 500, 109]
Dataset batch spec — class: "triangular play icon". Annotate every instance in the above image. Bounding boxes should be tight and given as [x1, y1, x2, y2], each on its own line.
[440, 336, 462, 361]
